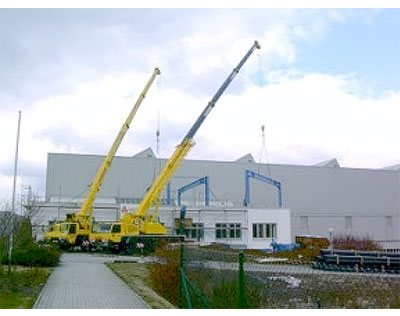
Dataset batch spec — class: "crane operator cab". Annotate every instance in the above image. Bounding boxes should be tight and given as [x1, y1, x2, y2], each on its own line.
[89, 222, 122, 251]
[44, 222, 78, 247]
[111, 224, 121, 233]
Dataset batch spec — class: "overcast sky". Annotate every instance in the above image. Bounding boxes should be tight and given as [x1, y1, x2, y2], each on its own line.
[0, 8, 399, 201]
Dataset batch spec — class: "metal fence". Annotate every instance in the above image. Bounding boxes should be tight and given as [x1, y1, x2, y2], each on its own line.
[174, 244, 400, 309]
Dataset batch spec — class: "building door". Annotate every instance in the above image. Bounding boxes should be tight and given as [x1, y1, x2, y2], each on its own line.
[385, 216, 393, 240]
[300, 216, 308, 235]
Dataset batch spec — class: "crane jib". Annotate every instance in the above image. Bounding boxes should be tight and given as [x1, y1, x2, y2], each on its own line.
[182, 41, 260, 143]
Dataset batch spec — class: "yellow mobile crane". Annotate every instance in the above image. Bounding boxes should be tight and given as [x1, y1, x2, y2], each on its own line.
[103, 41, 261, 253]
[44, 68, 160, 248]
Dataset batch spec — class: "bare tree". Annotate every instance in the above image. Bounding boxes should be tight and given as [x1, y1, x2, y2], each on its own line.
[1, 197, 36, 270]
[0, 199, 17, 273]
[0, 200, 13, 236]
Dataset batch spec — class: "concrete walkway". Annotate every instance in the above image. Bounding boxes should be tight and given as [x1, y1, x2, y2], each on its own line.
[34, 253, 150, 309]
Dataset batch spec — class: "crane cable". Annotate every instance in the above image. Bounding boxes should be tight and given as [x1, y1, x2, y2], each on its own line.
[256, 53, 272, 178]
[156, 73, 162, 158]
[154, 73, 164, 205]
[258, 124, 272, 178]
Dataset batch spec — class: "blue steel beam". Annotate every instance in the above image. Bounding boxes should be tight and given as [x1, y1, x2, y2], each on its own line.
[244, 170, 282, 207]
[177, 176, 210, 207]
[166, 182, 171, 205]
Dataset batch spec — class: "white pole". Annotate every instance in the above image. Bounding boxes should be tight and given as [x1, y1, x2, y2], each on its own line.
[8, 110, 21, 274]
[12, 111, 21, 213]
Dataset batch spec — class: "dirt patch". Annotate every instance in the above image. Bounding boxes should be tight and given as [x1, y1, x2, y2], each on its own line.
[107, 262, 175, 309]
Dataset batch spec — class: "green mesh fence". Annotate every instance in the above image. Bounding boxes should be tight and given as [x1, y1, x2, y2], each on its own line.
[151, 243, 400, 309]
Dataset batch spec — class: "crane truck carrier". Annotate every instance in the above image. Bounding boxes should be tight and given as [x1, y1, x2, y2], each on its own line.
[94, 41, 261, 254]
[44, 68, 160, 249]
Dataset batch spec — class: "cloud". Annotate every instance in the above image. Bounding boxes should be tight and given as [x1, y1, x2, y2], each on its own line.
[0, 8, 398, 199]
[194, 72, 400, 168]
[1, 67, 399, 197]
[0, 173, 13, 199]
[1, 8, 361, 109]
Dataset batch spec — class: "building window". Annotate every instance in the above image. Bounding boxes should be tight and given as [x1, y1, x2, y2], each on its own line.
[185, 223, 204, 241]
[216, 223, 227, 239]
[252, 223, 277, 239]
[216, 223, 241, 239]
[229, 223, 241, 239]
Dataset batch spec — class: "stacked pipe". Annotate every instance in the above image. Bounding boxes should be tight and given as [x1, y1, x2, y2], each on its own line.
[312, 249, 400, 274]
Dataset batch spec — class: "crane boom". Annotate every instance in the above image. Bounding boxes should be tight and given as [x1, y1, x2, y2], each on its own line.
[182, 41, 260, 143]
[128, 139, 193, 219]
[132, 41, 260, 220]
[44, 68, 160, 247]
[78, 68, 160, 219]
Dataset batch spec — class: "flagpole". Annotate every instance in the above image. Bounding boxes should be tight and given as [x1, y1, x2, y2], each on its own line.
[8, 110, 21, 275]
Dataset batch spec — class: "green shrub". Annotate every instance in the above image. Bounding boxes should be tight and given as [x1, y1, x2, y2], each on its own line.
[0, 236, 8, 263]
[11, 243, 60, 267]
[0, 217, 61, 267]
[1, 242, 60, 267]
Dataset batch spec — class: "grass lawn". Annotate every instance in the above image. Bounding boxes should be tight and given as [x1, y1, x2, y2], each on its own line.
[1, 292, 35, 309]
[0, 266, 51, 309]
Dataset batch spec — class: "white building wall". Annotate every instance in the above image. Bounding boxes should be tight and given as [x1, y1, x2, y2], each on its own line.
[247, 209, 291, 250]
[32, 204, 291, 250]
[159, 207, 291, 250]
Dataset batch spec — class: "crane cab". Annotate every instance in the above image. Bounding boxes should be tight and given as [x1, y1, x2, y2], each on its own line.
[44, 222, 75, 246]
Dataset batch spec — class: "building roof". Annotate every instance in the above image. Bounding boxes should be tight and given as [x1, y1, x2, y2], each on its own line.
[381, 164, 400, 171]
[132, 147, 156, 159]
[235, 153, 255, 163]
[312, 158, 340, 168]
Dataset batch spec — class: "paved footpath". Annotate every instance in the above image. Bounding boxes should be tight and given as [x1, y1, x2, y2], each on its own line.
[34, 253, 150, 309]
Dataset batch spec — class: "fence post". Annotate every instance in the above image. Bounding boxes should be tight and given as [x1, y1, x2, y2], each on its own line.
[179, 242, 192, 308]
[238, 251, 247, 308]
[179, 243, 184, 308]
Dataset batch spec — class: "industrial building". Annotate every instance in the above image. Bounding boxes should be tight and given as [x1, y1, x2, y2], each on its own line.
[31, 149, 400, 250]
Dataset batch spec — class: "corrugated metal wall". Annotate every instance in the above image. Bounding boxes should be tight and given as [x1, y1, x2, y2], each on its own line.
[45, 152, 400, 245]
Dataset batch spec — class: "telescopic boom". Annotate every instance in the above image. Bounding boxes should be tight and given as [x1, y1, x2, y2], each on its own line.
[132, 41, 260, 219]
[78, 68, 161, 219]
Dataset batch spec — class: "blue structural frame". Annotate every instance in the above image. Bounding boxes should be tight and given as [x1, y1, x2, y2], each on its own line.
[177, 176, 210, 207]
[244, 170, 282, 208]
[166, 182, 171, 205]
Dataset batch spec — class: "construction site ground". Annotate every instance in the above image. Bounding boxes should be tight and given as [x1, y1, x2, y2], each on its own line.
[33, 252, 167, 309]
